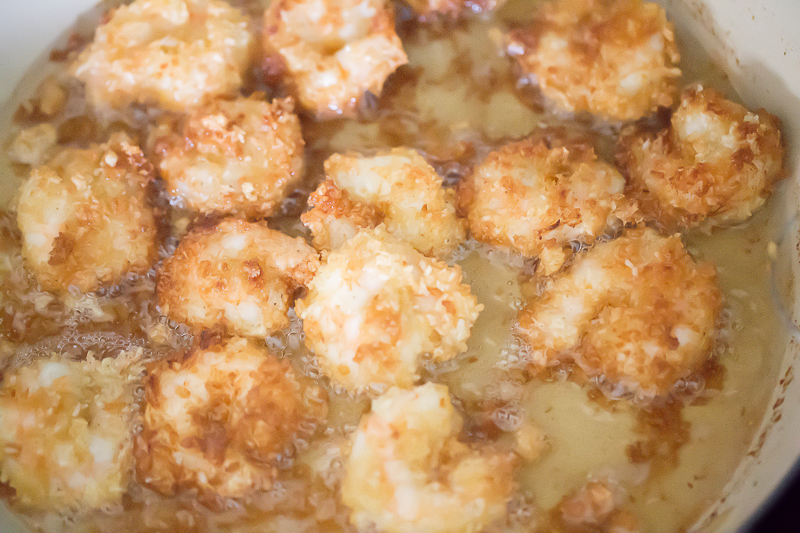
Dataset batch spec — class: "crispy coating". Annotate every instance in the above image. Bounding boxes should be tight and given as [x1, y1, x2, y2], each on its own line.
[295, 228, 481, 392]
[506, 0, 680, 121]
[72, 0, 252, 111]
[149, 95, 305, 219]
[615, 85, 785, 229]
[302, 148, 467, 258]
[263, 0, 408, 118]
[0, 352, 143, 510]
[460, 138, 639, 275]
[341, 383, 517, 533]
[15, 133, 158, 293]
[517, 228, 721, 399]
[135, 337, 326, 498]
[157, 218, 319, 337]
[8, 123, 58, 166]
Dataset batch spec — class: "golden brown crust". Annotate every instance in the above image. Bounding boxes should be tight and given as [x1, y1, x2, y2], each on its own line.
[0, 352, 144, 510]
[460, 137, 640, 275]
[157, 218, 319, 337]
[302, 178, 385, 250]
[135, 337, 327, 498]
[149, 95, 305, 219]
[615, 85, 786, 229]
[15, 133, 158, 293]
[506, 0, 680, 121]
[342, 383, 517, 533]
[301, 148, 467, 258]
[72, 0, 253, 111]
[263, 0, 408, 118]
[295, 228, 481, 392]
[517, 227, 722, 399]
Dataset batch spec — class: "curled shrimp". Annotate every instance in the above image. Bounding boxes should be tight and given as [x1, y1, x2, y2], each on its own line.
[341, 383, 517, 533]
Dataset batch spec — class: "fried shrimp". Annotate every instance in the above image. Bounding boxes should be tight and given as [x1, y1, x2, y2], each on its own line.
[157, 218, 319, 337]
[460, 137, 639, 275]
[15, 133, 158, 293]
[517, 228, 721, 399]
[295, 228, 481, 392]
[135, 337, 327, 498]
[148, 95, 305, 219]
[341, 383, 517, 533]
[505, 0, 680, 121]
[615, 85, 785, 229]
[0, 351, 143, 510]
[263, 0, 408, 118]
[301, 148, 466, 258]
[72, 0, 252, 111]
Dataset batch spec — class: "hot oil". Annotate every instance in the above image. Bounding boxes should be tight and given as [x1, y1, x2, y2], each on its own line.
[0, 0, 789, 532]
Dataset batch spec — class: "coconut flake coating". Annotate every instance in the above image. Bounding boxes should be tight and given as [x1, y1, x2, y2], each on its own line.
[149, 95, 305, 219]
[135, 337, 327, 498]
[460, 137, 639, 275]
[517, 227, 721, 399]
[295, 228, 481, 392]
[506, 0, 680, 121]
[15, 133, 158, 293]
[302, 148, 466, 258]
[615, 85, 785, 229]
[263, 0, 408, 118]
[341, 383, 517, 533]
[72, 0, 253, 111]
[0, 352, 143, 510]
[157, 218, 319, 337]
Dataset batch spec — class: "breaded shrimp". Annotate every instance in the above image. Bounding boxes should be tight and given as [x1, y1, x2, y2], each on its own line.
[615, 85, 785, 229]
[148, 95, 305, 219]
[135, 337, 327, 498]
[301, 148, 466, 258]
[295, 228, 481, 392]
[72, 0, 253, 111]
[263, 0, 408, 118]
[517, 228, 721, 399]
[505, 0, 680, 121]
[15, 133, 158, 293]
[157, 218, 319, 337]
[460, 137, 639, 275]
[0, 351, 143, 510]
[341, 383, 517, 533]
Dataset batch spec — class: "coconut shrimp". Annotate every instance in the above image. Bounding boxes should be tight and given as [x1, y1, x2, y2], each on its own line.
[135, 336, 327, 498]
[0, 351, 143, 510]
[148, 95, 305, 219]
[157, 218, 319, 337]
[341, 383, 517, 533]
[15, 132, 158, 294]
[505, 0, 680, 121]
[295, 228, 481, 392]
[615, 85, 785, 229]
[517, 227, 721, 399]
[72, 0, 252, 111]
[301, 148, 466, 258]
[263, 0, 408, 118]
[460, 137, 639, 275]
